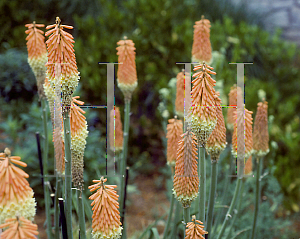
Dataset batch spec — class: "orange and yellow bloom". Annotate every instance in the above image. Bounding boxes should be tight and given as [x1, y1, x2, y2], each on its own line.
[232, 106, 253, 160]
[0, 149, 36, 225]
[166, 117, 183, 167]
[206, 92, 227, 160]
[189, 63, 217, 146]
[185, 215, 208, 239]
[109, 107, 123, 153]
[173, 128, 199, 208]
[116, 38, 138, 101]
[70, 96, 88, 189]
[253, 101, 269, 157]
[89, 177, 122, 239]
[192, 16, 212, 64]
[0, 216, 39, 239]
[25, 22, 47, 99]
[45, 17, 80, 112]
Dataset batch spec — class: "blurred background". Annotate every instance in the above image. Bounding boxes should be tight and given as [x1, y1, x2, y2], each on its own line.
[0, 0, 300, 238]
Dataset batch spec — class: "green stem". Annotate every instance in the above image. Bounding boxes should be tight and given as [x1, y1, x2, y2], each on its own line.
[225, 179, 245, 239]
[163, 168, 175, 239]
[63, 111, 73, 239]
[183, 207, 190, 238]
[120, 99, 131, 239]
[198, 146, 206, 224]
[212, 151, 234, 237]
[171, 201, 181, 238]
[206, 159, 218, 236]
[250, 156, 263, 239]
[41, 99, 52, 239]
[54, 172, 62, 239]
[216, 177, 242, 239]
[77, 189, 87, 239]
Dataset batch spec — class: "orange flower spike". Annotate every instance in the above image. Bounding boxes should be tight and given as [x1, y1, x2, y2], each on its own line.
[231, 106, 253, 160]
[109, 107, 124, 153]
[189, 62, 217, 146]
[0, 216, 39, 239]
[0, 148, 36, 225]
[175, 71, 185, 118]
[25, 21, 47, 99]
[227, 85, 243, 131]
[45, 17, 79, 113]
[173, 128, 199, 208]
[185, 215, 208, 239]
[166, 117, 183, 167]
[70, 96, 88, 189]
[206, 93, 227, 160]
[89, 177, 122, 239]
[192, 15, 212, 64]
[253, 101, 269, 157]
[116, 37, 138, 101]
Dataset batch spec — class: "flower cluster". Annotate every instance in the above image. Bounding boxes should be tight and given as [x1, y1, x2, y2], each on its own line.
[0, 216, 39, 239]
[166, 117, 183, 167]
[70, 96, 88, 189]
[192, 15, 212, 64]
[116, 37, 138, 101]
[109, 107, 124, 153]
[25, 22, 47, 99]
[45, 17, 80, 112]
[0, 148, 36, 225]
[185, 215, 208, 239]
[173, 128, 199, 208]
[253, 101, 269, 157]
[189, 63, 217, 146]
[227, 85, 242, 131]
[89, 177, 122, 239]
[206, 92, 227, 160]
[232, 106, 253, 160]
[175, 71, 185, 118]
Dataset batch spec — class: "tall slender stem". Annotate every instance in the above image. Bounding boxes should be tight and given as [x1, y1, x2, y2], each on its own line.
[225, 178, 245, 239]
[183, 207, 190, 238]
[54, 172, 62, 238]
[41, 99, 53, 239]
[250, 156, 263, 239]
[212, 152, 234, 237]
[77, 189, 87, 239]
[206, 159, 218, 236]
[120, 99, 131, 239]
[163, 168, 175, 239]
[198, 146, 206, 224]
[171, 201, 181, 238]
[63, 111, 73, 239]
[216, 177, 242, 239]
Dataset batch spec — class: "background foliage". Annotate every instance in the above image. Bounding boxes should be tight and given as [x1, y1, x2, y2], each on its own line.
[0, 0, 300, 237]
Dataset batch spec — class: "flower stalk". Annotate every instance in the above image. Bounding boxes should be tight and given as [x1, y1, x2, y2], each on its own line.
[198, 146, 206, 224]
[206, 93, 226, 235]
[41, 98, 52, 239]
[162, 184, 175, 239]
[77, 189, 87, 239]
[250, 156, 263, 239]
[216, 177, 242, 239]
[63, 110, 73, 239]
[206, 158, 217, 236]
[54, 173, 62, 239]
[119, 99, 130, 228]
[116, 38, 138, 237]
[250, 100, 269, 239]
